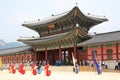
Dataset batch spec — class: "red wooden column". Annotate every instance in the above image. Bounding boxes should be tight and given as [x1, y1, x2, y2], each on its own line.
[59, 46, 62, 61]
[86, 46, 88, 60]
[45, 48, 48, 64]
[5, 56, 7, 63]
[116, 43, 119, 61]
[101, 45, 103, 61]
[10, 55, 12, 63]
[6, 56, 8, 63]
[74, 44, 77, 59]
[34, 51, 37, 63]
[25, 53, 27, 63]
[18, 54, 20, 63]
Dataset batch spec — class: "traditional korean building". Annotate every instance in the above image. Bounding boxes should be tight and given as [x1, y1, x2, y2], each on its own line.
[18, 6, 109, 65]
[1, 6, 120, 67]
[0, 46, 32, 68]
[78, 31, 120, 62]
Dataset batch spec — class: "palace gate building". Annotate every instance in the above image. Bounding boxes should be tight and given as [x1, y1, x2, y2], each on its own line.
[0, 6, 120, 67]
[18, 6, 108, 65]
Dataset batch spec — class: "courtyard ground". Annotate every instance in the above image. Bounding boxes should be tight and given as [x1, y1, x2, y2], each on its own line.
[0, 69, 120, 80]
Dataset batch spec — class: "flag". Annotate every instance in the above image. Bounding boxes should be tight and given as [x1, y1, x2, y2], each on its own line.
[72, 52, 76, 72]
[93, 53, 102, 75]
[0, 57, 2, 68]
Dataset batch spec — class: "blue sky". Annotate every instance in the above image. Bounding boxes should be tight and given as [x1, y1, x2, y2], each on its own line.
[0, 0, 120, 42]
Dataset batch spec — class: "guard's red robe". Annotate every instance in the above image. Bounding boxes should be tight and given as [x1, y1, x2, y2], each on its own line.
[18, 64, 25, 74]
[11, 64, 16, 74]
[32, 64, 37, 75]
[8, 64, 12, 73]
[44, 64, 51, 76]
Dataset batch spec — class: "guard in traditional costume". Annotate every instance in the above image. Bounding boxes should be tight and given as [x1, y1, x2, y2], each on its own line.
[32, 64, 37, 75]
[18, 63, 26, 75]
[44, 63, 51, 76]
[37, 65, 42, 74]
[11, 63, 16, 74]
[75, 63, 79, 74]
[8, 63, 12, 73]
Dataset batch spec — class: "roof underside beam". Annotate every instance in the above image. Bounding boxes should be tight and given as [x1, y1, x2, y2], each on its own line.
[22, 27, 91, 51]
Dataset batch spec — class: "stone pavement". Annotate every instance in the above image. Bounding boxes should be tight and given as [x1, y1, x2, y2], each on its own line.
[0, 70, 120, 80]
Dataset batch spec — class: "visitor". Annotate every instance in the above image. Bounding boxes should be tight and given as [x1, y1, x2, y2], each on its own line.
[86, 60, 89, 66]
[58, 59, 61, 66]
[79, 61, 81, 66]
[42, 60, 46, 66]
[90, 61, 94, 67]
[30, 61, 34, 66]
[27, 61, 30, 66]
[39, 60, 42, 65]
[70, 60, 73, 65]
[102, 61, 105, 66]
[118, 61, 120, 70]
[104, 60, 108, 69]
[115, 61, 118, 70]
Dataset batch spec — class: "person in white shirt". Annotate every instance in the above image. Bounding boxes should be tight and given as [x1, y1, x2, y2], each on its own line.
[104, 60, 108, 69]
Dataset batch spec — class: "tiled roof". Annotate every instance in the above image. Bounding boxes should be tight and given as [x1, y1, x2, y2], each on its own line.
[79, 30, 120, 45]
[0, 46, 32, 55]
[19, 27, 90, 44]
[23, 11, 70, 26]
[22, 6, 108, 27]
[19, 32, 68, 43]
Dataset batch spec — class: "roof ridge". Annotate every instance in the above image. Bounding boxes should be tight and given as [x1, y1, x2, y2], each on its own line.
[96, 30, 120, 35]
[0, 45, 30, 51]
[23, 9, 71, 25]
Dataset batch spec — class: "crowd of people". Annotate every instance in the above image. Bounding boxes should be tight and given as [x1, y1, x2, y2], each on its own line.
[79, 60, 120, 71]
[1, 59, 120, 77]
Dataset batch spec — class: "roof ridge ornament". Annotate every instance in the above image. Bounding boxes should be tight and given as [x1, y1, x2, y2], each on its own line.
[76, 23, 79, 27]
[75, 3, 78, 6]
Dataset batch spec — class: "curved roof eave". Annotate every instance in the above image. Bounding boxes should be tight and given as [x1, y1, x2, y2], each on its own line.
[85, 15, 108, 22]
[78, 30, 120, 46]
[0, 46, 32, 55]
[22, 6, 108, 29]
[22, 10, 70, 28]
[19, 27, 91, 45]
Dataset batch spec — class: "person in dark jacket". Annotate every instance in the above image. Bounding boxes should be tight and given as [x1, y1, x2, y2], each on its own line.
[118, 62, 120, 70]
